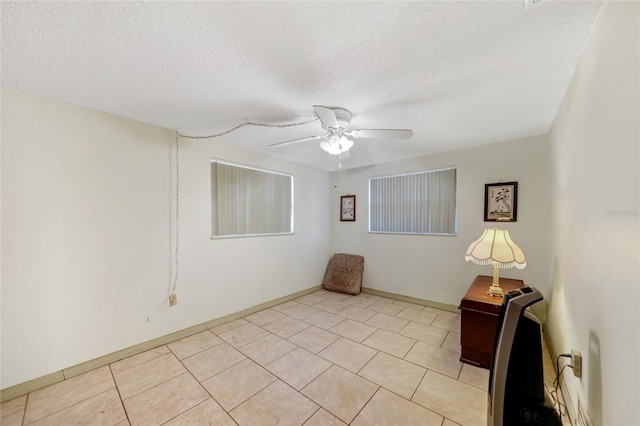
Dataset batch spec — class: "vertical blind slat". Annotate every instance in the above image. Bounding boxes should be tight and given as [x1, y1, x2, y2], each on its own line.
[211, 161, 293, 237]
[369, 168, 456, 235]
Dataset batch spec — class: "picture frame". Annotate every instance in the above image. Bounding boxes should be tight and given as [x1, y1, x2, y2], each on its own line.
[484, 182, 518, 222]
[340, 195, 356, 221]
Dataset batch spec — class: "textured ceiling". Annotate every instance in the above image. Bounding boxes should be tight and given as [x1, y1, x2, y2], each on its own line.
[1, 1, 602, 171]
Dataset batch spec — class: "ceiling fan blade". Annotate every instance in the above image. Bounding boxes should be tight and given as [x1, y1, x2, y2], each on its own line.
[269, 131, 330, 148]
[313, 105, 339, 130]
[348, 129, 414, 139]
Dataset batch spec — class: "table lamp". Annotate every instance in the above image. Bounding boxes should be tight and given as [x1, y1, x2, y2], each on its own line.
[465, 228, 526, 297]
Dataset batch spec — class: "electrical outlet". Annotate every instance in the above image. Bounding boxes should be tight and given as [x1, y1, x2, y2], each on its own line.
[169, 294, 178, 306]
[571, 349, 582, 378]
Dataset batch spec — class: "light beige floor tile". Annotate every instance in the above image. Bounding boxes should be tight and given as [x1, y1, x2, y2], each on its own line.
[362, 329, 417, 358]
[400, 321, 448, 346]
[1, 411, 25, 426]
[329, 319, 376, 342]
[319, 338, 378, 373]
[288, 326, 340, 353]
[336, 305, 377, 322]
[110, 346, 170, 375]
[123, 372, 208, 426]
[304, 408, 347, 425]
[458, 363, 489, 390]
[442, 331, 461, 353]
[443, 418, 463, 426]
[167, 330, 223, 360]
[361, 293, 389, 302]
[28, 389, 126, 426]
[279, 303, 321, 319]
[301, 365, 379, 424]
[264, 316, 310, 338]
[271, 300, 300, 312]
[24, 366, 115, 424]
[314, 299, 352, 314]
[295, 293, 328, 306]
[112, 352, 186, 399]
[210, 318, 248, 335]
[1, 395, 26, 418]
[352, 388, 443, 426]
[114, 419, 130, 426]
[345, 296, 377, 308]
[230, 380, 318, 426]
[396, 308, 437, 325]
[218, 322, 271, 348]
[266, 348, 332, 390]
[244, 308, 286, 326]
[303, 310, 346, 330]
[543, 352, 557, 384]
[365, 312, 409, 333]
[163, 398, 236, 426]
[412, 370, 486, 426]
[358, 352, 426, 399]
[405, 341, 462, 379]
[394, 300, 425, 310]
[432, 315, 461, 332]
[321, 291, 352, 301]
[1, 395, 26, 426]
[182, 343, 246, 381]
[367, 301, 404, 316]
[201, 359, 276, 410]
[423, 306, 460, 318]
[238, 333, 297, 366]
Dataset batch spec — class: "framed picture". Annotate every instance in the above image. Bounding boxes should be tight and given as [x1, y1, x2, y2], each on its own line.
[484, 182, 518, 222]
[340, 195, 356, 221]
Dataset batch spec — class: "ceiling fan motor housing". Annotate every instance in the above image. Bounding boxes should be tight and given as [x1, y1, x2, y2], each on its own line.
[330, 107, 352, 130]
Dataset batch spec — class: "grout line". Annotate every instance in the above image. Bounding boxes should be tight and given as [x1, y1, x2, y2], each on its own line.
[409, 366, 428, 402]
[15, 292, 477, 425]
[109, 364, 131, 426]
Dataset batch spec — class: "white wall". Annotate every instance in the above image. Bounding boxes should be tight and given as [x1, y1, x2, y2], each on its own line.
[0, 87, 331, 389]
[330, 135, 552, 310]
[546, 1, 639, 425]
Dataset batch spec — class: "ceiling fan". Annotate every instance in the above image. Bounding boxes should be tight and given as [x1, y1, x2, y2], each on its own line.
[269, 105, 414, 156]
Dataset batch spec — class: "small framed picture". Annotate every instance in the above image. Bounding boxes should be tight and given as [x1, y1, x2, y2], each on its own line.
[340, 195, 356, 221]
[484, 182, 518, 222]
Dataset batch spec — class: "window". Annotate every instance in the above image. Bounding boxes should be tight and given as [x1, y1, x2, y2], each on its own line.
[369, 167, 456, 235]
[211, 160, 293, 238]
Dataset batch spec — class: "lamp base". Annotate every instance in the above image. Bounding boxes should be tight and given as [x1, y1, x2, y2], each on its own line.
[487, 284, 504, 297]
[487, 262, 505, 297]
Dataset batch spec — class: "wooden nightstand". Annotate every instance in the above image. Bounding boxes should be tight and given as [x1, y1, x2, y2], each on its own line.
[459, 275, 524, 369]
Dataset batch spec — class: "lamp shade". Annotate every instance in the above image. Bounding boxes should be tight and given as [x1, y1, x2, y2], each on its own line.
[465, 228, 526, 269]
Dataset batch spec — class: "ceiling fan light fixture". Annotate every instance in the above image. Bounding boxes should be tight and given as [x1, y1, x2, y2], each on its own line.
[320, 135, 353, 155]
[339, 135, 353, 152]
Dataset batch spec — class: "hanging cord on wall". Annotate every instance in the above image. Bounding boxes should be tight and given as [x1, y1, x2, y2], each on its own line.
[546, 353, 572, 417]
[168, 130, 180, 305]
[177, 117, 319, 140]
[167, 131, 173, 305]
[167, 117, 317, 304]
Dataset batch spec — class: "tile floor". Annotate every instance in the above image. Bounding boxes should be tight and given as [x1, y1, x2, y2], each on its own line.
[1, 289, 565, 426]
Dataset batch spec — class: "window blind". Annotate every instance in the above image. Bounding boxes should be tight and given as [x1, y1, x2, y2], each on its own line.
[369, 168, 456, 235]
[211, 160, 293, 237]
